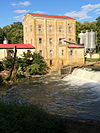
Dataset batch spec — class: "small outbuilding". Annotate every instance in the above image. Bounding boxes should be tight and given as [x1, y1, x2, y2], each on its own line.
[0, 44, 35, 60]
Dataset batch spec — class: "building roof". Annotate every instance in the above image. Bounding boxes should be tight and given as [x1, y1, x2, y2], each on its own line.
[68, 45, 84, 48]
[0, 44, 35, 49]
[28, 13, 74, 20]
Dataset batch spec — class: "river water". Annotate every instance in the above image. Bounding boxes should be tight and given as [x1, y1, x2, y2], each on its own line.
[1, 68, 100, 120]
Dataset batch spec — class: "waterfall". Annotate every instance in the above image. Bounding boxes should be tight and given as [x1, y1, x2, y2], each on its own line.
[71, 68, 100, 82]
[63, 68, 100, 90]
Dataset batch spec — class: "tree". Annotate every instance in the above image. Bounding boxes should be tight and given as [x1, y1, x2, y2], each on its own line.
[0, 28, 4, 43]
[96, 16, 100, 52]
[3, 22, 23, 44]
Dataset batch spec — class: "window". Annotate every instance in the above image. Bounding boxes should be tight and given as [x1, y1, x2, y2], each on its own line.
[39, 50, 42, 56]
[39, 38, 42, 44]
[59, 38, 62, 44]
[62, 60, 64, 66]
[38, 25, 42, 31]
[68, 26, 72, 33]
[49, 38, 52, 44]
[50, 60, 52, 66]
[27, 50, 31, 53]
[59, 25, 63, 32]
[30, 25, 32, 32]
[69, 50, 73, 56]
[49, 25, 52, 32]
[50, 50, 53, 56]
[62, 50, 64, 56]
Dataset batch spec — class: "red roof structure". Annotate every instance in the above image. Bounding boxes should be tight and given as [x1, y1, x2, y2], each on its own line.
[0, 44, 35, 49]
[28, 13, 74, 20]
[68, 45, 84, 48]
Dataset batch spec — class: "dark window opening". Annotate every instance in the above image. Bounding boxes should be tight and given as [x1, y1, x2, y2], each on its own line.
[59, 38, 62, 44]
[39, 38, 42, 44]
[50, 60, 52, 66]
[39, 50, 42, 56]
[62, 50, 64, 55]
[38, 25, 42, 31]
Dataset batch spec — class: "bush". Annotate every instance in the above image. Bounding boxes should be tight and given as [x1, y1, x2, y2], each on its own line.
[0, 75, 3, 84]
[16, 72, 26, 79]
[86, 58, 100, 62]
[27, 64, 40, 75]
[2, 57, 13, 70]
[2, 52, 48, 79]
[0, 62, 4, 71]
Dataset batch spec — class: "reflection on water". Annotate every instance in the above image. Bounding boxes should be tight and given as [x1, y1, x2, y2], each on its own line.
[2, 75, 100, 120]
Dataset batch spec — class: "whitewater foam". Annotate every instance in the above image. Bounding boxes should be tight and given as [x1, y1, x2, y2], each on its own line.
[62, 68, 100, 91]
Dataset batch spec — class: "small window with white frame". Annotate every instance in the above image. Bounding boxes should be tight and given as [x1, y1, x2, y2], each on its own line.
[59, 25, 63, 32]
[38, 25, 42, 31]
[68, 25, 72, 33]
[62, 49, 64, 56]
[49, 38, 52, 44]
[50, 50, 53, 56]
[49, 25, 53, 32]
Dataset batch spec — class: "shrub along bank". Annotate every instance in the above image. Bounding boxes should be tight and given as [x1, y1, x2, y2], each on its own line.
[0, 51, 48, 84]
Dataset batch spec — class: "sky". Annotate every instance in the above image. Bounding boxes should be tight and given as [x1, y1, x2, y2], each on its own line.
[0, 0, 100, 27]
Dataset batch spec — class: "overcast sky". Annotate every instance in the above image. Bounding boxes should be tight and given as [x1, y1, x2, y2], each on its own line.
[0, 0, 100, 27]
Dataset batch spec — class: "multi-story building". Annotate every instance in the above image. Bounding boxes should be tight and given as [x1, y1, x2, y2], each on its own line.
[24, 13, 84, 70]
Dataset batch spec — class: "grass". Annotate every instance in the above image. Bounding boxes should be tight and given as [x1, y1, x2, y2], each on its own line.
[0, 102, 63, 133]
[86, 58, 100, 62]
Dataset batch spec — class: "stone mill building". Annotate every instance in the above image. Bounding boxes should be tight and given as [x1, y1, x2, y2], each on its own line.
[24, 13, 84, 70]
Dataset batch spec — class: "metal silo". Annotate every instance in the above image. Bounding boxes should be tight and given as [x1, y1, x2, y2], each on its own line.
[90, 30, 96, 49]
[78, 31, 84, 45]
[84, 30, 90, 49]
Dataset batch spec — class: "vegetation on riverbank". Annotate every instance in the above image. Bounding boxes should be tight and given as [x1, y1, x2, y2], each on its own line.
[86, 58, 100, 62]
[0, 51, 48, 85]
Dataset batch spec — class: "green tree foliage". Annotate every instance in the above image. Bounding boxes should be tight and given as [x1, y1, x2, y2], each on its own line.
[0, 28, 4, 43]
[0, 75, 3, 84]
[0, 61, 4, 71]
[2, 51, 48, 79]
[3, 22, 23, 44]
[3, 57, 14, 70]
[96, 17, 100, 52]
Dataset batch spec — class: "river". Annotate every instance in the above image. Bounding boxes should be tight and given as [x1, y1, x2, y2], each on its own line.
[0, 68, 100, 120]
